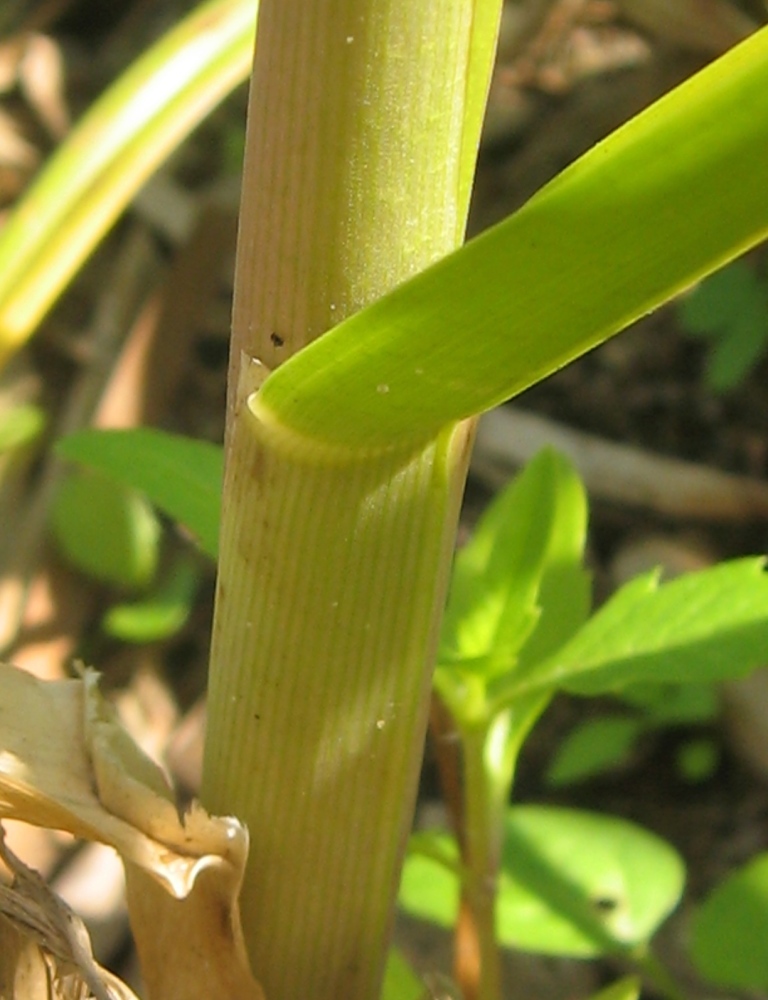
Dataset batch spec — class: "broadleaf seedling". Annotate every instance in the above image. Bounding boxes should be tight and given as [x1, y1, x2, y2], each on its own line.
[679, 258, 768, 392]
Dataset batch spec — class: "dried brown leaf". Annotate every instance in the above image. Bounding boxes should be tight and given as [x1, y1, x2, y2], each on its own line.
[0, 832, 129, 1000]
[0, 911, 56, 999]
[0, 663, 263, 1000]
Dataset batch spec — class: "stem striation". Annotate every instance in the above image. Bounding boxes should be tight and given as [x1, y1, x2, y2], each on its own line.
[202, 2, 501, 995]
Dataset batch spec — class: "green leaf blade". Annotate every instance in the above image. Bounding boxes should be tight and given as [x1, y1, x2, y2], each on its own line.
[398, 808, 684, 960]
[691, 853, 768, 990]
[440, 449, 581, 670]
[50, 471, 161, 589]
[587, 977, 641, 1000]
[546, 715, 642, 787]
[523, 558, 768, 697]
[102, 555, 200, 642]
[497, 806, 685, 958]
[435, 449, 589, 724]
[258, 26, 768, 450]
[0, 0, 255, 367]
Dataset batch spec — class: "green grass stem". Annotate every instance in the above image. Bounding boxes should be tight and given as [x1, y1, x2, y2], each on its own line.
[257, 25, 768, 450]
[202, 2, 502, 997]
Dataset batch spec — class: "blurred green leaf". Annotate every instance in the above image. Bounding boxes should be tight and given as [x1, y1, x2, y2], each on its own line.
[381, 950, 426, 1000]
[102, 554, 200, 642]
[399, 807, 684, 959]
[691, 853, 768, 990]
[496, 806, 684, 957]
[50, 470, 161, 589]
[620, 681, 719, 726]
[56, 428, 222, 559]
[546, 715, 642, 787]
[674, 738, 719, 783]
[0, 404, 46, 453]
[399, 833, 460, 931]
[679, 260, 768, 391]
[587, 977, 640, 1000]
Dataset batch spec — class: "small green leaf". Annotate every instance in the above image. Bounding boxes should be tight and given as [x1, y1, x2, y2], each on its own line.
[691, 853, 768, 990]
[512, 457, 591, 679]
[682, 261, 763, 334]
[620, 681, 719, 726]
[497, 806, 685, 958]
[438, 448, 588, 682]
[586, 977, 640, 1000]
[56, 428, 223, 559]
[381, 949, 426, 1000]
[398, 809, 684, 960]
[679, 260, 768, 391]
[50, 470, 161, 589]
[399, 833, 460, 931]
[516, 559, 768, 698]
[102, 554, 200, 642]
[0, 403, 46, 453]
[546, 715, 642, 787]
[440, 452, 553, 672]
[674, 738, 719, 783]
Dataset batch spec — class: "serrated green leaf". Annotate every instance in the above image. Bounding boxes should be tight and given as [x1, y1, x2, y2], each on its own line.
[512, 558, 768, 698]
[56, 428, 222, 559]
[496, 806, 684, 957]
[50, 470, 161, 589]
[513, 562, 591, 680]
[546, 715, 642, 787]
[690, 853, 768, 990]
[513, 454, 590, 676]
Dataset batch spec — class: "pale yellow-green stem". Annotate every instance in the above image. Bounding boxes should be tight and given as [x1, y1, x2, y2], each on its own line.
[207, 358, 474, 997]
[455, 698, 548, 1000]
[221, 0, 498, 379]
[202, 1, 501, 997]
